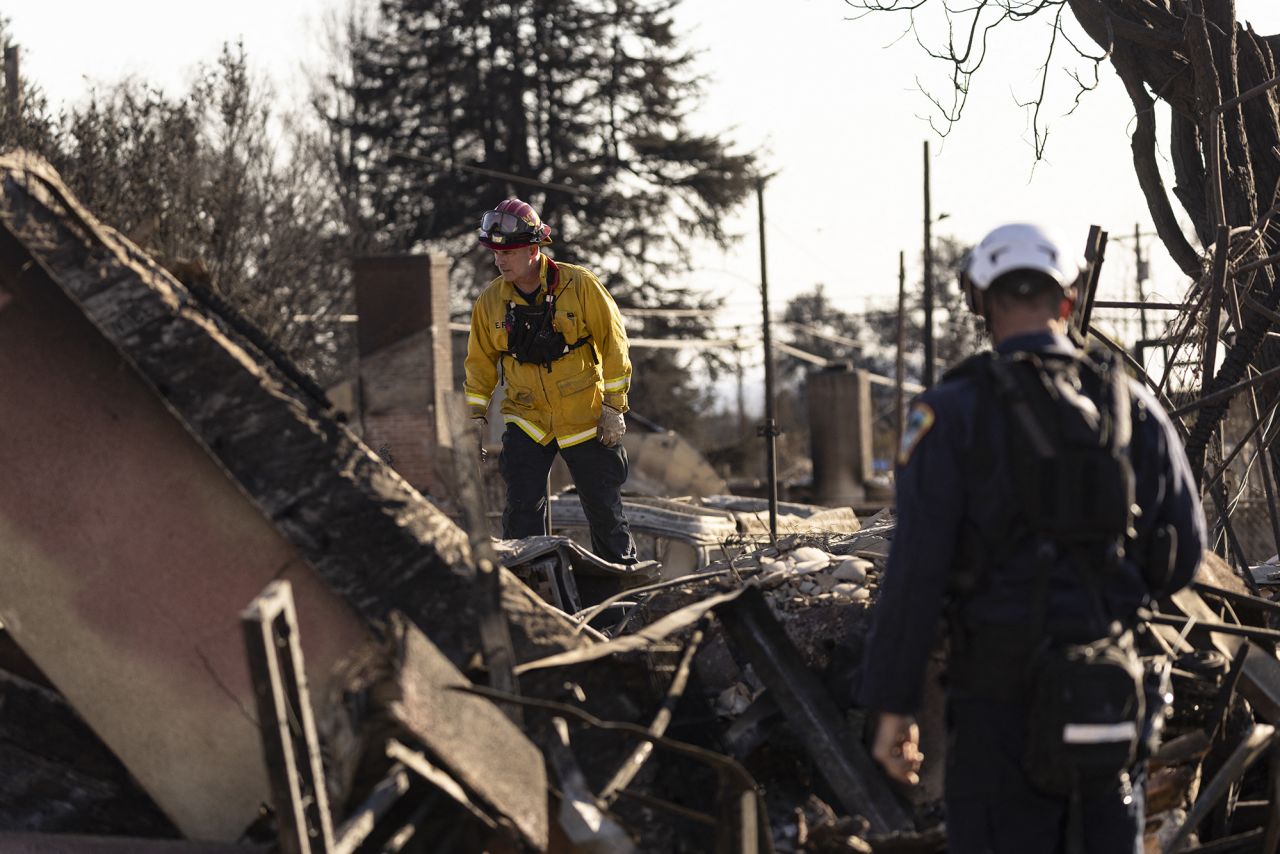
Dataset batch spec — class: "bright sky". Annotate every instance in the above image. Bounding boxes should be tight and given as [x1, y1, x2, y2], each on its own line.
[675, 0, 1280, 327]
[8, 0, 1280, 378]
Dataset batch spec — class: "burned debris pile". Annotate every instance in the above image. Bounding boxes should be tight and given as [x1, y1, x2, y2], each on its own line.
[0, 634, 177, 838]
[495, 530, 1280, 853]
[4, 149, 1280, 854]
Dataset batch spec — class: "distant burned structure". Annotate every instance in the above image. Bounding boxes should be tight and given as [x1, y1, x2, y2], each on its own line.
[807, 365, 874, 507]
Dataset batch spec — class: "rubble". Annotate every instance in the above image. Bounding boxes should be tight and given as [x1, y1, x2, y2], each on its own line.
[7, 150, 1280, 854]
[551, 493, 862, 576]
[0, 662, 175, 837]
[0, 152, 583, 843]
[320, 611, 549, 850]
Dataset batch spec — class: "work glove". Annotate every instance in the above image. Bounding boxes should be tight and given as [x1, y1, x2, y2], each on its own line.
[470, 415, 488, 460]
[597, 404, 625, 447]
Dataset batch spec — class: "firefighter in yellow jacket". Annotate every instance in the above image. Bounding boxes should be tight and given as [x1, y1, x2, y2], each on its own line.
[465, 198, 637, 564]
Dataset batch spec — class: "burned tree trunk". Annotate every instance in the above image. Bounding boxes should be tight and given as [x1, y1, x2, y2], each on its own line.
[1065, 1, 1280, 479]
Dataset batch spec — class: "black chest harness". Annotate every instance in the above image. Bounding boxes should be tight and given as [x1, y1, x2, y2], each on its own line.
[948, 346, 1137, 604]
[946, 347, 1140, 690]
[503, 260, 592, 372]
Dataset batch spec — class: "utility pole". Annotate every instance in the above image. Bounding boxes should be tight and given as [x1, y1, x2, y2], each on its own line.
[756, 176, 780, 542]
[922, 140, 935, 389]
[734, 326, 746, 439]
[896, 251, 907, 446]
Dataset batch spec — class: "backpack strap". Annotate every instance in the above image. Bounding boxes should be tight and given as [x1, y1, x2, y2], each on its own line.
[952, 347, 1136, 629]
[1087, 346, 1134, 476]
[948, 354, 1018, 596]
[988, 353, 1058, 458]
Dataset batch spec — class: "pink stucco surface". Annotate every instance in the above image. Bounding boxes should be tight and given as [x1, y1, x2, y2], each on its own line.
[0, 268, 369, 839]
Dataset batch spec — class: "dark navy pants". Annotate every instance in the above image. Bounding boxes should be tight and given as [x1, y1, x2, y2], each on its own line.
[945, 699, 1144, 854]
[498, 424, 636, 565]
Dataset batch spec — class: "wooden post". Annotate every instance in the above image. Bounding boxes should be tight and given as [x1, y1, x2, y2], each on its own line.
[1135, 223, 1151, 350]
[735, 327, 746, 440]
[445, 406, 521, 720]
[757, 176, 779, 541]
[1077, 226, 1108, 336]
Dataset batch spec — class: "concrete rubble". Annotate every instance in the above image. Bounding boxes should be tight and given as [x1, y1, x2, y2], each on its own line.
[4, 150, 1280, 854]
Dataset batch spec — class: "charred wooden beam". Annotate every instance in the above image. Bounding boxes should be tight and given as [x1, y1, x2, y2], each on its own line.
[714, 587, 913, 837]
[242, 582, 336, 854]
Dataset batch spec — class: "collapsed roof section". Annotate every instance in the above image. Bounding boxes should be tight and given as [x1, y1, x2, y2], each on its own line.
[0, 152, 573, 841]
[0, 150, 578, 665]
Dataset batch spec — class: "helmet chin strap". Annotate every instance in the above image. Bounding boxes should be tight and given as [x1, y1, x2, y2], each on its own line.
[963, 279, 985, 317]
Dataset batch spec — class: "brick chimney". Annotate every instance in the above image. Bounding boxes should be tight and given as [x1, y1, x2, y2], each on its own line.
[352, 254, 453, 499]
[808, 365, 872, 507]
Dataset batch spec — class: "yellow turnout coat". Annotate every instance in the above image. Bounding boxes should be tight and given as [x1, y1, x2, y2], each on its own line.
[465, 256, 631, 447]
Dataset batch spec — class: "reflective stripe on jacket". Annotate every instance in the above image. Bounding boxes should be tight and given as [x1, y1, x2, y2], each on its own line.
[464, 255, 631, 447]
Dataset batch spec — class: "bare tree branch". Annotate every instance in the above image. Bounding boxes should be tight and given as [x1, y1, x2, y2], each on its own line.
[1114, 45, 1204, 274]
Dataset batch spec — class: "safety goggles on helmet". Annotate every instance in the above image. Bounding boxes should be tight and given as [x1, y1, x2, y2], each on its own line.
[480, 209, 538, 238]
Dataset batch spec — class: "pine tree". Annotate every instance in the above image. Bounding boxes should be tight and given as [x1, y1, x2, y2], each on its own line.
[327, 0, 752, 281]
[323, 0, 755, 432]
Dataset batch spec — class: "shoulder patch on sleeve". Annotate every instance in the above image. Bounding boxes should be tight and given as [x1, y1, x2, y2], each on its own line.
[898, 402, 936, 466]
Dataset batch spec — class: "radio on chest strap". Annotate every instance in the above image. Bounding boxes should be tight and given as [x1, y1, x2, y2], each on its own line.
[502, 259, 592, 371]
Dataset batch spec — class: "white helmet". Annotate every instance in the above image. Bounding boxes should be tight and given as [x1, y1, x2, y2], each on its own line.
[965, 223, 1084, 290]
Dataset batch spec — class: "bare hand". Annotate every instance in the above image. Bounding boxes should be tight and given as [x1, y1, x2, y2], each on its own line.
[871, 712, 922, 785]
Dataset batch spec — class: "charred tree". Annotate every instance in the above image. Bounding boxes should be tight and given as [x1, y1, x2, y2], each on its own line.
[1065, 1, 1280, 475]
[848, 0, 1280, 482]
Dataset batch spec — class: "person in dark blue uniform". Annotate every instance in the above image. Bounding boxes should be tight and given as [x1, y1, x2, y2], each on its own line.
[858, 223, 1206, 853]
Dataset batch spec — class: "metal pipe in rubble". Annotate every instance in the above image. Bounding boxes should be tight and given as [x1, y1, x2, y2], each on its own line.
[757, 175, 779, 542]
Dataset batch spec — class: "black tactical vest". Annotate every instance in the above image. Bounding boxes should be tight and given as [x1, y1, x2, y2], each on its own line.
[945, 346, 1140, 699]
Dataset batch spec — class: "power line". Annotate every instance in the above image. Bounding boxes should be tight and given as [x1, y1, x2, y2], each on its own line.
[626, 337, 737, 350]
[436, 321, 914, 389]
[774, 340, 830, 366]
[782, 321, 863, 350]
[388, 150, 592, 198]
[618, 307, 720, 317]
